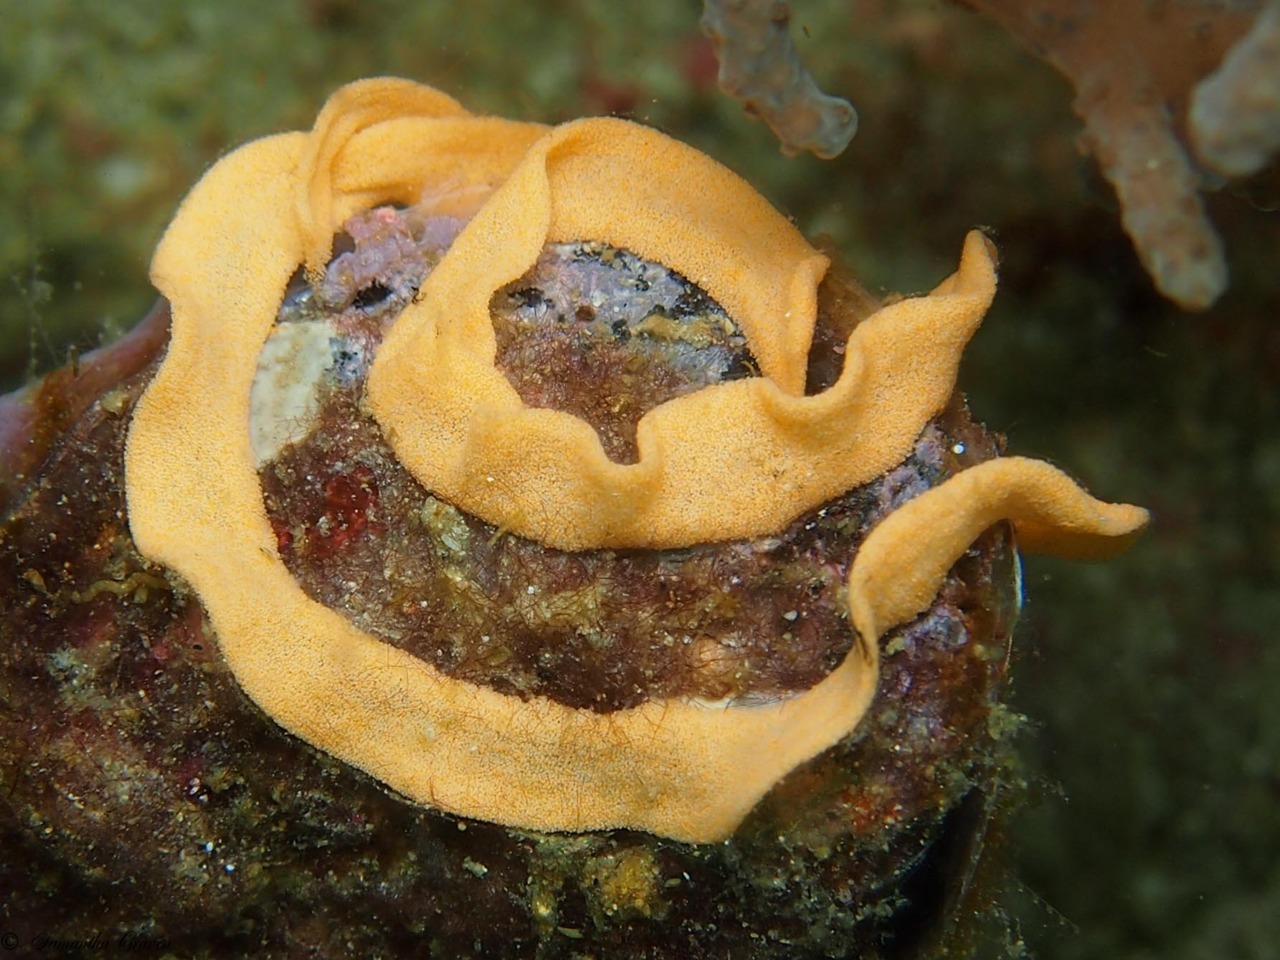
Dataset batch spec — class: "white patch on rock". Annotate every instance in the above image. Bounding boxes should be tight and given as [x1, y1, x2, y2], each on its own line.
[249, 321, 336, 466]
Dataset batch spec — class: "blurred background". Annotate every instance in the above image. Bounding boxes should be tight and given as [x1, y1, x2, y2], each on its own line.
[2, 1, 1276, 956]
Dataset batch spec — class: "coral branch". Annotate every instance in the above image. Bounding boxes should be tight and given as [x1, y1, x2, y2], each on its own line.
[1073, 60, 1227, 312]
[1191, 0, 1280, 178]
[700, 0, 857, 158]
[961, 0, 1258, 311]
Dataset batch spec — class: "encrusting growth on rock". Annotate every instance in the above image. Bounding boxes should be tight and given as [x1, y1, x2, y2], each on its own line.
[125, 78, 1147, 843]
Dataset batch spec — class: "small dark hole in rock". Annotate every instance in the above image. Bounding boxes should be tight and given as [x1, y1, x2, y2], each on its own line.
[511, 287, 545, 308]
[353, 281, 392, 310]
[723, 353, 757, 381]
[331, 231, 356, 259]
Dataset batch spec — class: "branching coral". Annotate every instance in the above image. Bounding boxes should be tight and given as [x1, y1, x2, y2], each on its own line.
[699, 0, 1276, 309]
[700, 0, 858, 158]
[959, 0, 1269, 310]
[1190, 0, 1280, 179]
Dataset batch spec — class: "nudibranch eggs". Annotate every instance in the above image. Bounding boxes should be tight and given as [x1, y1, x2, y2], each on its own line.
[123, 77, 1147, 845]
